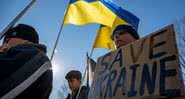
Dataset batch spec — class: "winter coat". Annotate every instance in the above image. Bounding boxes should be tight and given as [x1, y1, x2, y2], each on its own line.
[0, 44, 52, 99]
[66, 86, 89, 99]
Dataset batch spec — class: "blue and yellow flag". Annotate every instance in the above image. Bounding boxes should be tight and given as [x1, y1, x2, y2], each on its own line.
[93, 1, 139, 50]
[64, 0, 121, 27]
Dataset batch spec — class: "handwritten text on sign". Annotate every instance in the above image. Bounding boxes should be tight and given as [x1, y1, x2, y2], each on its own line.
[91, 25, 185, 99]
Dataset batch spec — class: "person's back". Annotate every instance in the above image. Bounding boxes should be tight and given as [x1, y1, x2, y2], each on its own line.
[0, 24, 52, 99]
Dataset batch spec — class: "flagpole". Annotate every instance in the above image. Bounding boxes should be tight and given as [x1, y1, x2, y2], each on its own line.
[82, 64, 87, 82]
[0, 0, 38, 39]
[87, 47, 95, 88]
[86, 52, 89, 88]
[50, 0, 71, 61]
[90, 47, 95, 58]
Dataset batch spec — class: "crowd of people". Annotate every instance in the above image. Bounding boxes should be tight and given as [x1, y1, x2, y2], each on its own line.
[0, 23, 139, 99]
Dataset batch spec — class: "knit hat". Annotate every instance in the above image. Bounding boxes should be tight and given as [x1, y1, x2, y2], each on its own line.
[110, 24, 139, 40]
[3, 24, 39, 44]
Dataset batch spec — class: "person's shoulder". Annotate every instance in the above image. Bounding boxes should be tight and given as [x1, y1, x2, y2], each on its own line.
[81, 86, 89, 92]
[32, 44, 47, 53]
[65, 93, 71, 99]
[6, 43, 50, 63]
[79, 86, 89, 99]
[8, 44, 36, 51]
[10, 43, 47, 53]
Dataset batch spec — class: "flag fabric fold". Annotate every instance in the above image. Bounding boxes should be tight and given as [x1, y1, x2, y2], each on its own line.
[64, 0, 139, 50]
[93, 25, 116, 50]
[64, 0, 119, 27]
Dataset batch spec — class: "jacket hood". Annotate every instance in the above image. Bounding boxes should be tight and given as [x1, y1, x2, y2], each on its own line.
[33, 44, 47, 53]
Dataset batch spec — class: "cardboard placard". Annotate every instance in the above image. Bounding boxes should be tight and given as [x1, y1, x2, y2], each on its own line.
[89, 25, 185, 99]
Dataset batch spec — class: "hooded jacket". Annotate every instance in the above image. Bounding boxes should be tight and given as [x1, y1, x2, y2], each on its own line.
[66, 86, 89, 99]
[0, 44, 52, 99]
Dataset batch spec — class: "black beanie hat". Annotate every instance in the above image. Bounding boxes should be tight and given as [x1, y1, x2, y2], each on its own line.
[110, 24, 139, 40]
[3, 24, 39, 44]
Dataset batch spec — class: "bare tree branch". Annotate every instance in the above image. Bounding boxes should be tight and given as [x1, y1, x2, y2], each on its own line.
[57, 79, 69, 99]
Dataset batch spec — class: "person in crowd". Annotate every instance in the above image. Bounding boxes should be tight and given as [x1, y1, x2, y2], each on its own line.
[0, 24, 52, 99]
[65, 70, 89, 99]
[110, 24, 140, 48]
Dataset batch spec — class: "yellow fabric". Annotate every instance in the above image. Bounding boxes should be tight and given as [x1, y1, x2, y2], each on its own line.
[93, 16, 129, 50]
[64, 1, 116, 27]
[93, 26, 115, 50]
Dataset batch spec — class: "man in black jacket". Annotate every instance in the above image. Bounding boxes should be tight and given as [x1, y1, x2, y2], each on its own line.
[0, 24, 52, 99]
[65, 70, 89, 99]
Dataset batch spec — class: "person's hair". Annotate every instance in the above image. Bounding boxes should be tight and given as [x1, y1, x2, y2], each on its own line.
[65, 70, 82, 80]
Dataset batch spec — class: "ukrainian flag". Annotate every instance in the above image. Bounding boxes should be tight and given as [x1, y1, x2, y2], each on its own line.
[64, 0, 123, 27]
[93, 2, 139, 50]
